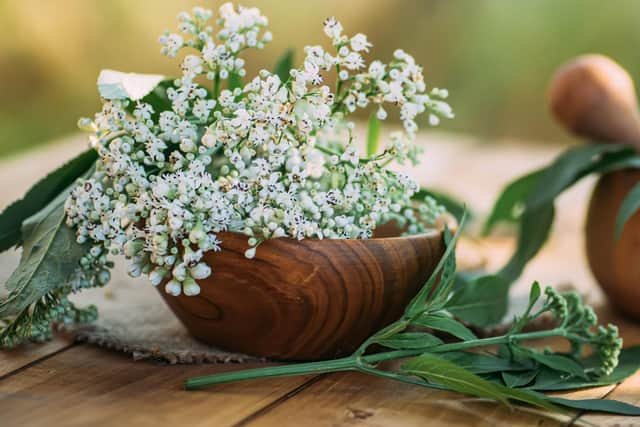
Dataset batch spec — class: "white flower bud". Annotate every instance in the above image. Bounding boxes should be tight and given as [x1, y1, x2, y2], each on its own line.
[150, 268, 167, 286]
[183, 278, 201, 296]
[172, 264, 187, 281]
[244, 247, 256, 259]
[165, 279, 182, 296]
[189, 262, 211, 280]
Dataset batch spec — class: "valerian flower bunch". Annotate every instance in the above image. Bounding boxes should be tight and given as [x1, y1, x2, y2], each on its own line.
[64, 3, 452, 297]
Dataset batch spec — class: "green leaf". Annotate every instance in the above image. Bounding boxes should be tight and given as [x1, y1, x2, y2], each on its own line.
[528, 281, 541, 308]
[413, 313, 477, 341]
[402, 353, 561, 412]
[273, 48, 295, 83]
[528, 352, 586, 379]
[439, 351, 532, 374]
[531, 345, 640, 391]
[498, 204, 555, 281]
[135, 79, 175, 119]
[615, 182, 640, 239]
[524, 143, 632, 211]
[377, 332, 442, 350]
[98, 69, 165, 101]
[502, 370, 538, 388]
[412, 188, 470, 224]
[0, 149, 97, 252]
[406, 218, 464, 315]
[366, 112, 381, 157]
[0, 189, 89, 317]
[546, 396, 640, 416]
[446, 274, 510, 326]
[471, 143, 640, 327]
[482, 169, 543, 235]
[228, 71, 243, 91]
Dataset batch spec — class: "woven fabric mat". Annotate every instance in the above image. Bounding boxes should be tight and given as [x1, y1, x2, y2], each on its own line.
[59, 279, 261, 364]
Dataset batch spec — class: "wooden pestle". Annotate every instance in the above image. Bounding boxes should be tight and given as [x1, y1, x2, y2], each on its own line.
[548, 54, 640, 149]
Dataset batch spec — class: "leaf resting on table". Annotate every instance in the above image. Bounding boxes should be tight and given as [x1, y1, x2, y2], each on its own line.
[402, 353, 561, 412]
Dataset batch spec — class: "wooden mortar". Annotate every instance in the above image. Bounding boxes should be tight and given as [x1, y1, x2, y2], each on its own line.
[158, 229, 445, 360]
[549, 54, 640, 319]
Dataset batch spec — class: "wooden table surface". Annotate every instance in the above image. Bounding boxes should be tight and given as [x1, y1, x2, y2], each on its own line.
[1, 134, 640, 427]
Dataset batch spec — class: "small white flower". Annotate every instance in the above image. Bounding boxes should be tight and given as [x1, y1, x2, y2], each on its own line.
[350, 34, 372, 52]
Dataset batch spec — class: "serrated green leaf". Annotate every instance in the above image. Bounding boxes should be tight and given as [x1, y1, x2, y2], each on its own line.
[615, 182, 640, 239]
[0, 149, 97, 253]
[273, 48, 294, 83]
[402, 353, 561, 412]
[413, 313, 477, 341]
[377, 332, 442, 350]
[98, 69, 165, 101]
[366, 112, 380, 157]
[0, 189, 89, 317]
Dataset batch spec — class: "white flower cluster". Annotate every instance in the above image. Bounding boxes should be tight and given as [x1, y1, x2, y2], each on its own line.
[66, 3, 452, 297]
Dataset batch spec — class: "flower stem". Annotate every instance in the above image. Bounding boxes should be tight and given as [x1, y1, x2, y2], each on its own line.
[184, 328, 567, 391]
[184, 356, 357, 390]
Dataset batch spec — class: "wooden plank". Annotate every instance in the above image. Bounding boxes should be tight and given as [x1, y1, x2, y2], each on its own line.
[573, 372, 640, 427]
[0, 335, 73, 378]
[570, 307, 640, 426]
[0, 344, 317, 427]
[241, 370, 579, 427]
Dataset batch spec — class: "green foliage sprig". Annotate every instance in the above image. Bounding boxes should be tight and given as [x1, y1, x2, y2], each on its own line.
[184, 218, 640, 416]
[451, 143, 640, 327]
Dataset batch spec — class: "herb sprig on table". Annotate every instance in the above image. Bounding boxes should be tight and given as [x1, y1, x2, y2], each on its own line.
[186, 218, 640, 416]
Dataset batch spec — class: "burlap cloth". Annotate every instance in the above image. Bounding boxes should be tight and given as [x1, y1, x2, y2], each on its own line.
[0, 134, 601, 364]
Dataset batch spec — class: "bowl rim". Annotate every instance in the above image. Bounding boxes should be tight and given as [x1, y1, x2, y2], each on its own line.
[217, 227, 443, 246]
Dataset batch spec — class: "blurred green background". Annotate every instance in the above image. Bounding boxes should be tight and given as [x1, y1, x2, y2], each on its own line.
[2, 0, 640, 158]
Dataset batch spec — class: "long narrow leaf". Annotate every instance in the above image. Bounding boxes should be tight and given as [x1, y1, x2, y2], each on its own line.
[482, 169, 543, 235]
[273, 48, 295, 83]
[615, 182, 640, 239]
[402, 353, 561, 412]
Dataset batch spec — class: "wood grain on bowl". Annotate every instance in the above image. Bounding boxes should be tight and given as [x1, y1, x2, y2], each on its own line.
[158, 230, 444, 361]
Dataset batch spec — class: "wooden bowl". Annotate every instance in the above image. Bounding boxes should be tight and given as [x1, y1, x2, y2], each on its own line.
[157, 229, 445, 360]
[586, 170, 640, 320]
